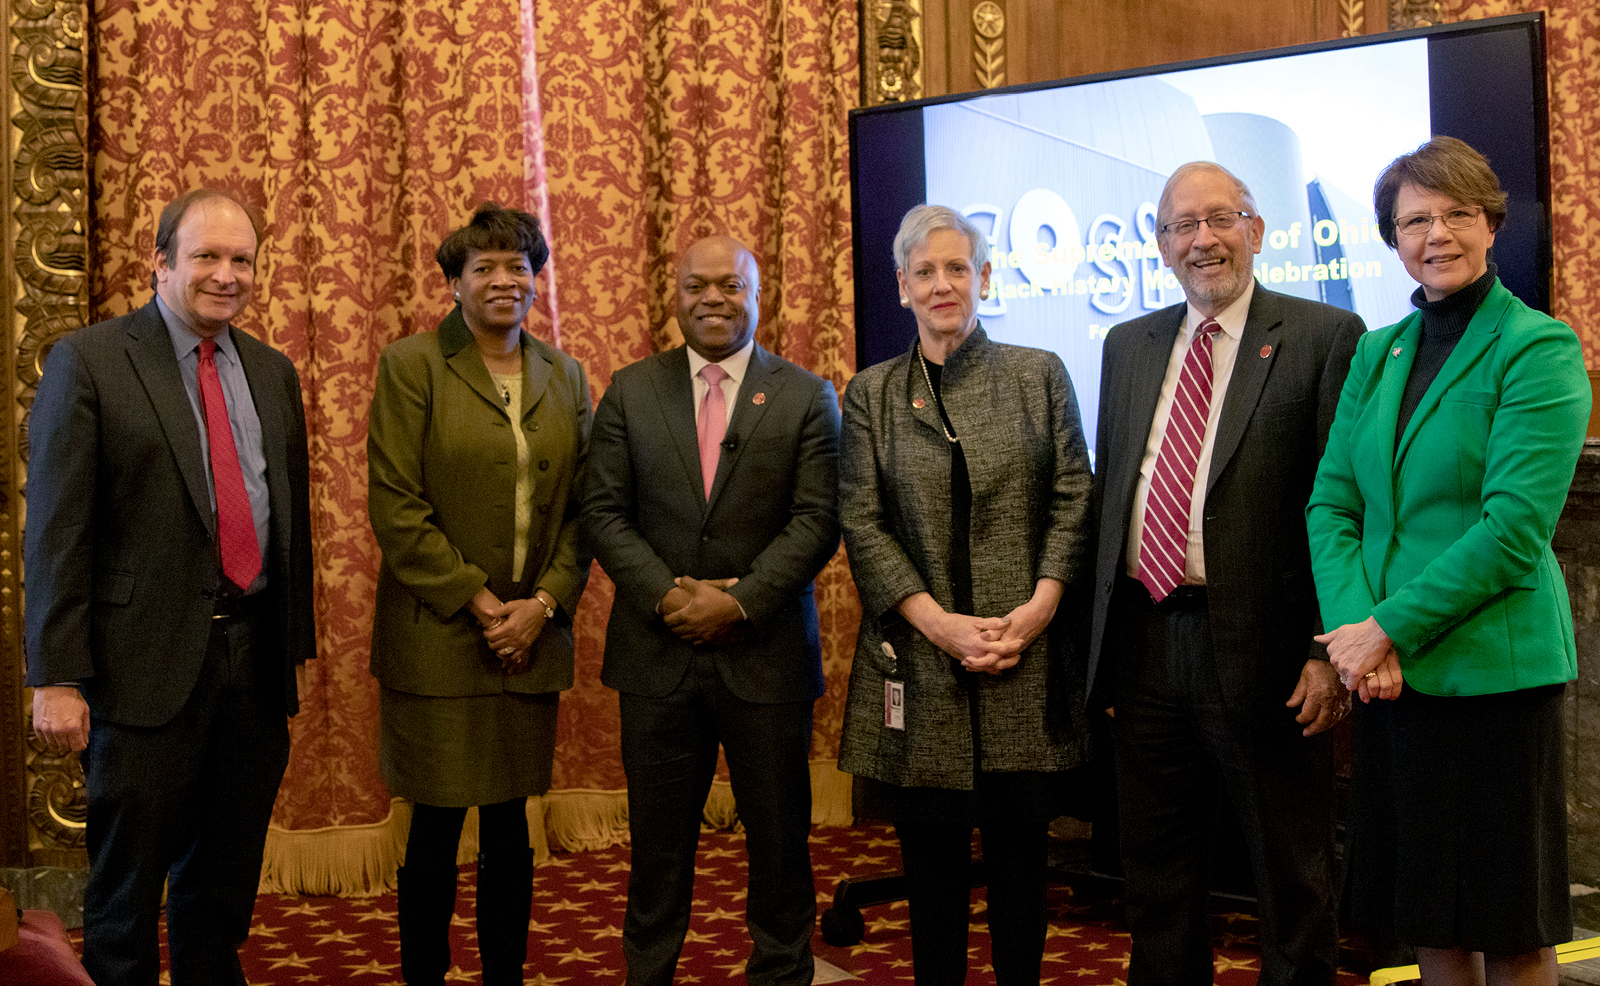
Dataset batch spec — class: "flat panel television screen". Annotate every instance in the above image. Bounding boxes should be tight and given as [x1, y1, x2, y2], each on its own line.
[849, 14, 1551, 463]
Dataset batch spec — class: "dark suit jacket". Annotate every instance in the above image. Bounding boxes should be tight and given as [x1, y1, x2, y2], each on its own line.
[580, 343, 841, 704]
[23, 298, 315, 727]
[1087, 286, 1364, 714]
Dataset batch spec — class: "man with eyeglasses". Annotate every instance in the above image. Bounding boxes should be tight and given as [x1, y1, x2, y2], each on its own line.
[1086, 161, 1366, 986]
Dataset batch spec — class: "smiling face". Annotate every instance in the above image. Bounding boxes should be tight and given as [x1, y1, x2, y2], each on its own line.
[451, 249, 538, 336]
[1393, 182, 1497, 301]
[153, 198, 258, 338]
[896, 227, 991, 351]
[1156, 168, 1265, 318]
[677, 237, 760, 362]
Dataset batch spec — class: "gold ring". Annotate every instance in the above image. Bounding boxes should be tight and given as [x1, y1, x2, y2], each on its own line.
[1363, 671, 1377, 679]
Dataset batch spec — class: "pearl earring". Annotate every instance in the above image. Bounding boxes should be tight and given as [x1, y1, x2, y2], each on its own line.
[899, 297, 910, 307]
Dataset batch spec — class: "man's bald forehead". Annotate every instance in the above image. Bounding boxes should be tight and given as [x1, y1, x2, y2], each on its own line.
[679, 236, 760, 290]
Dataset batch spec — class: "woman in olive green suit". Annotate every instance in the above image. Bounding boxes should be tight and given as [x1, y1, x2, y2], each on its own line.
[1307, 137, 1590, 986]
[368, 204, 591, 986]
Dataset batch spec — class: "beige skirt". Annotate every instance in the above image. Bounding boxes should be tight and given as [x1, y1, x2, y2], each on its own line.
[379, 685, 559, 808]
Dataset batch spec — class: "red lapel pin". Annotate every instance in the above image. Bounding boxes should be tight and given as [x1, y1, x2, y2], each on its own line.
[1260, 344, 1272, 359]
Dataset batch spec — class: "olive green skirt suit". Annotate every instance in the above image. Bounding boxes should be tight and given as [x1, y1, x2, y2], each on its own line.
[368, 308, 591, 807]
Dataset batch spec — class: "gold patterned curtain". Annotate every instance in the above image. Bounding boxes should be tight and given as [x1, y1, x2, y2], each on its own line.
[82, 0, 859, 891]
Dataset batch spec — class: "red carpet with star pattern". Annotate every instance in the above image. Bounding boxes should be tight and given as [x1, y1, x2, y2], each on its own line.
[68, 822, 1369, 984]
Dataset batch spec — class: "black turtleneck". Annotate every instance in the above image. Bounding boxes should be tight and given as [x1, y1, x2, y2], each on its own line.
[1395, 263, 1497, 440]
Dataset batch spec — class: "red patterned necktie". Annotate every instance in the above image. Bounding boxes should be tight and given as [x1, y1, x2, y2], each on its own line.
[198, 339, 262, 590]
[1138, 318, 1221, 603]
[697, 364, 728, 500]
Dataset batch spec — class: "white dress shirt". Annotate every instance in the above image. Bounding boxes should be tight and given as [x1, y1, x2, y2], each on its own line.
[687, 339, 755, 425]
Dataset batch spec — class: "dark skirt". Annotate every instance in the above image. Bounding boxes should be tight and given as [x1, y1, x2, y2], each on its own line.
[380, 686, 559, 808]
[1346, 682, 1570, 952]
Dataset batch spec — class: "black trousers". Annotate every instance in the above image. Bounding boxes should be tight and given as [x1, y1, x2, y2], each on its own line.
[619, 653, 816, 986]
[892, 772, 1053, 986]
[1110, 579, 1337, 986]
[81, 611, 290, 986]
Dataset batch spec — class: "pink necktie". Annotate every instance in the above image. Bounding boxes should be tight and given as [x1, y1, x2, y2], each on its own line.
[697, 364, 728, 500]
[1138, 318, 1221, 602]
[198, 339, 262, 590]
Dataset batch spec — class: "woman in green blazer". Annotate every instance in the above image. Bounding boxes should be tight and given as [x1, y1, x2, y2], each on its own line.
[1306, 138, 1590, 985]
[367, 204, 591, 986]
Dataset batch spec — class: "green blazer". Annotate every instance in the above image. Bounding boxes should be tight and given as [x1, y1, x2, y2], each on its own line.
[1306, 279, 1589, 696]
[367, 308, 592, 696]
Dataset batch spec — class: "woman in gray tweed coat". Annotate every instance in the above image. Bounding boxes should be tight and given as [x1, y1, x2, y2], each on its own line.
[838, 204, 1093, 985]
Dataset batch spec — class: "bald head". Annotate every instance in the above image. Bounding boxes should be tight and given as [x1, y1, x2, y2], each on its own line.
[677, 236, 761, 362]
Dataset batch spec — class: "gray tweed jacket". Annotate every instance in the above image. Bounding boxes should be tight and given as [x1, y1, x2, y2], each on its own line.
[837, 325, 1092, 789]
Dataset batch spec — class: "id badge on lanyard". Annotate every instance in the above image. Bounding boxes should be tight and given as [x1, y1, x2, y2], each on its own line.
[881, 641, 905, 731]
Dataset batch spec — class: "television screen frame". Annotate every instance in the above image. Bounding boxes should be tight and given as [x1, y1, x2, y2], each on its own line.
[848, 13, 1553, 411]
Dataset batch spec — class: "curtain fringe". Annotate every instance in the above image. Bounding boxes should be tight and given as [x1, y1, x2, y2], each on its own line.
[258, 760, 857, 896]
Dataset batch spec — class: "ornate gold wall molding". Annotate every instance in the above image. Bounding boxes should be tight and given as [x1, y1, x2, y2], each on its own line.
[1340, 0, 1364, 36]
[970, 1, 1004, 89]
[1390, 0, 1441, 28]
[861, 0, 922, 106]
[4, 0, 91, 867]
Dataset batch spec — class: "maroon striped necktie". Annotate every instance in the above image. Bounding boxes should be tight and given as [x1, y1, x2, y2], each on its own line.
[1138, 318, 1221, 602]
[198, 339, 262, 591]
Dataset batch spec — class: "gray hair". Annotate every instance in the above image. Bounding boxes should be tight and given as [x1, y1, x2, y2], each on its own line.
[1156, 162, 1260, 229]
[892, 204, 990, 272]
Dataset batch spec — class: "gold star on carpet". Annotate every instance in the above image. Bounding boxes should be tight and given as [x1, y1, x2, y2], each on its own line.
[529, 919, 558, 934]
[1215, 956, 1259, 972]
[293, 975, 321, 984]
[683, 929, 717, 944]
[1071, 968, 1101, 977]
[443, 965, 480, 981]
[545, 898, 589, 913]
[263, 942, 291, 951]
[1083, 941, 1109, 951]
[342, 959, 401, 976]
[604, 861, 632, 873]
[313, 929, 361, 946]
[556, 947, 604, 965]
[590, 924, 623, 939]
[450, 914, 472, 926]
[679, 974, 703, 983]
[541, 855, 576, 868]
[573, 878, 619, 893]
[702, 846, 739, 859]
[266, 952, 319, 970]
[1217, 911, 1256, 924]
[310, 918, 334, 928]
[250, 923, 287, 938]
[849, 940, 892, 956]
[844, 853, 889, 868]
[1042, 950, 1069, 963]
[866, 915, 908, 933]
[1046, 924, 1082, 938]
[280, 902, 330, 917]
[340, 948, 367, 957]
[888, 958, 913, 968]
[702, 907, 742, 923]
[1099, 955, 1131, 970]
[527, 975, 571, 985]
[864, 836, 899, 848]
[715, 960, 747, 976]
[710, 948, 738, 957]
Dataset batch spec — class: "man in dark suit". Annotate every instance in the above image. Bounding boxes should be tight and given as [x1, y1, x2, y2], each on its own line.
[1087, 163, 1364, 986]
[581, 235, 840, 986]
[26, 189, 315, 986]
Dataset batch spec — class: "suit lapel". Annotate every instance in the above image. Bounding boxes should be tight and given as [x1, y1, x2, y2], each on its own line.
[440, 312, 510, 414]
[1394, 287, 1509, 465]
[647, 347, 704, 510]
[1207, 289, 1282, 490]
[123, 300, 214, 537]
[709, 345, 785, 510]
[519, 336, 553, 421]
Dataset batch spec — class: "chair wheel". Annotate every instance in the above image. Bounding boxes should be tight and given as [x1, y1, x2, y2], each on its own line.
[820, 904, 864, 947]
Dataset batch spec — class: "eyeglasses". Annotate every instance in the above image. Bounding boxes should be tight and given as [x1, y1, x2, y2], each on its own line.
[1158, 212, 1253, 238]
[1393, 206, 1484, 237]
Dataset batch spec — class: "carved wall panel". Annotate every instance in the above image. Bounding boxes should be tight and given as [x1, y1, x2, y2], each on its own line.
[3, 0, 90, 869]
[861, 0, 923, 106]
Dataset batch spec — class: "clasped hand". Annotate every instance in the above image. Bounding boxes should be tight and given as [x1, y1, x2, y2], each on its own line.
[661, 576, 744, 646]
[473, 590, 549, 673]
[1314, 616, 1404, 703]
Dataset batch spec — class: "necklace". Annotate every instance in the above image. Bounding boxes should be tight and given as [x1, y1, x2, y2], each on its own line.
[916, 342, 959, 444]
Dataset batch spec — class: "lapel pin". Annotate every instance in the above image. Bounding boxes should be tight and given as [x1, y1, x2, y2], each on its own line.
[912, 397, 926, 409]
[1392, 346, 1403, 357]
[1260, 345, 1271, 359]
[752, 392, 765, 405]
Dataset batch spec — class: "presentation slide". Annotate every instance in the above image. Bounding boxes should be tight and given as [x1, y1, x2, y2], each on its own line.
[922, 41, 1432, 450]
